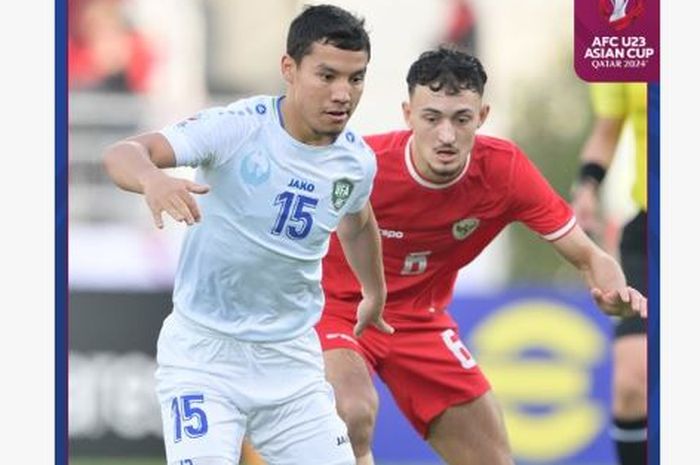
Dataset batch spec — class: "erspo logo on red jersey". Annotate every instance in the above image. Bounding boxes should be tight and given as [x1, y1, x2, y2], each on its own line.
[380, 228, 404, 239]
[574, 0, 658, 82]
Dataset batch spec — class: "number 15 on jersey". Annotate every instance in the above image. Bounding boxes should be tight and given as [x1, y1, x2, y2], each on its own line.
[271, 191, 318, 240]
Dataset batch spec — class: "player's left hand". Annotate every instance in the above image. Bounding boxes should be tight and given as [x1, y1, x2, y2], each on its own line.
[591, 286, 647, 318]
[354, 296, 394, 337]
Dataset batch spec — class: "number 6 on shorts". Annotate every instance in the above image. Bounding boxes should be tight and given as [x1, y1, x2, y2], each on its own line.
[441, 329, 477, 369]
[171, 394, 209, 442]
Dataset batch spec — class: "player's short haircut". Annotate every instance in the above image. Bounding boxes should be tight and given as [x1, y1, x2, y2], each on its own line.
[286, 4, 371, 63]
[406, 46, 488, 96]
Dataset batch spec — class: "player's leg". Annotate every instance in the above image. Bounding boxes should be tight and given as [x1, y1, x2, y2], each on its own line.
[239, 440, 266, 465]
[155, 314, 247, 465]
[316, 313, 384, 465]
[248, 383, 355, 465]
[379, 315, 512, 465]
[612, 322, 647, 465]
[427, 392, 512, 465]
[611, 211, 647, 465]
[246, 329, 355, 465]
[324, 348, 379, 465]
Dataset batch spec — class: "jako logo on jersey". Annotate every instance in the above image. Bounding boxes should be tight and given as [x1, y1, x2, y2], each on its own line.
[453, 218, 480, 240]
[599, 0, 644, 31]
[336, 434, 350, 446]
[380, 229, 404, 239]
[240, 151, 271, 186]
[331, 178, 354, 210]
[287, 178, 315, 192]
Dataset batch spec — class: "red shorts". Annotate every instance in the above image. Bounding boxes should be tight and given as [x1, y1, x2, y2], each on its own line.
[316, 311, 491, 438]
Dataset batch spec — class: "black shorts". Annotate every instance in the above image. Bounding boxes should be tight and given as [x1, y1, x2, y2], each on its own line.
[615, 211, 647, 339]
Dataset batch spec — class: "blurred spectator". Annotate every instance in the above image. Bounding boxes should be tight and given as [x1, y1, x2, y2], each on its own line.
[69, 0, 155, 93]
[443, 0, 478, 53]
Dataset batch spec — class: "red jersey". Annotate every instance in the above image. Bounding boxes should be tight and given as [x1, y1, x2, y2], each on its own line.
[322, 130, 575, 323]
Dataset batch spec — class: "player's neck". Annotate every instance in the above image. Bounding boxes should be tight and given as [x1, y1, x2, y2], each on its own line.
[279, 96, 335, 147]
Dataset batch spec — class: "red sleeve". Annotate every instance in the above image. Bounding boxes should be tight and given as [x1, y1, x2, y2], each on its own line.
[507, 147, 575, 241]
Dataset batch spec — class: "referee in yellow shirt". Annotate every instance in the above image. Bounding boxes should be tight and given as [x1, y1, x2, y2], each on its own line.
[572, 83, 647, 465]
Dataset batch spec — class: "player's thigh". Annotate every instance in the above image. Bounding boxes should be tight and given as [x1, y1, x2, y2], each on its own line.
[427, 392, 512, 465]
[379, 322, 490, 437]
[247, 384, 355, 465]
[156, 367, 246, 465]
[155, 315, 247, 464]
[324, 348, 378, 416]
[427, 391, 509, 445]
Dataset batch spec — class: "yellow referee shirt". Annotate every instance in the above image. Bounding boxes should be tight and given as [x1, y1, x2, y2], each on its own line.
[590, 83, 647, 211]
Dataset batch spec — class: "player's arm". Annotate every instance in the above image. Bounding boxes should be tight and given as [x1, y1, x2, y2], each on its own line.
[103, 133, 210, 228]
[572, 116, 624, 235]
[336, 202, 393, 337]
[551, 224, 647, 318]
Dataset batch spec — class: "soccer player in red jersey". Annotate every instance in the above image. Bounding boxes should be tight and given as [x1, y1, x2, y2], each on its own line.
[316, 47, 647, 465]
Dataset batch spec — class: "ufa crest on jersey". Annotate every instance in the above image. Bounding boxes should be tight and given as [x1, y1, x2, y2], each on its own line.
[331, 178, 354, 210]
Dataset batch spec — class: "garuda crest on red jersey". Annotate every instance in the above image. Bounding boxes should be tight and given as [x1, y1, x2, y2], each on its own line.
[599, 0, 644, 31]
[452, 218, 480, 240]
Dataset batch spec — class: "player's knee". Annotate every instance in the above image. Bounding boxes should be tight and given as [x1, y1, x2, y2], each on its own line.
[336, 391, 378, 452]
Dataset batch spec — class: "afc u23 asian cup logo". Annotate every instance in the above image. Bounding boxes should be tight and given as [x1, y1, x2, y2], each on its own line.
[599, 0, 644, 30]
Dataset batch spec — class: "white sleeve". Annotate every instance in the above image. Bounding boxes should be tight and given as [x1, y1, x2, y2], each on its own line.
[159, 107, 255, 168]
[346, 151, 377, 214]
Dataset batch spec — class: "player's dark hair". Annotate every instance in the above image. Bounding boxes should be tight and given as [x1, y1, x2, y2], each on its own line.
[406, 46, 487, 96]
[286, 4, 371, 63]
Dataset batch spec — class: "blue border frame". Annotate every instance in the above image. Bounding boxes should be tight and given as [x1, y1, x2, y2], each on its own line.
[56, 0, 68, 464]
[647, 82, 660, 465]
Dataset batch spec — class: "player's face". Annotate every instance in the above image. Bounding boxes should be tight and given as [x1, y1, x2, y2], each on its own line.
[403, 85, 490, 184]
[282, 42, 368, 145]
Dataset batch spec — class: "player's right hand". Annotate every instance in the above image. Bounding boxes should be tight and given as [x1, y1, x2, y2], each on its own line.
[591, 285, 647, 318]
[142, 171, 210, 228]
[354, 295, 394, 338]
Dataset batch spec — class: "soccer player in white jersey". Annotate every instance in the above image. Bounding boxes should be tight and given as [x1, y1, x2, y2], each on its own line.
[103, 5, 393, 465]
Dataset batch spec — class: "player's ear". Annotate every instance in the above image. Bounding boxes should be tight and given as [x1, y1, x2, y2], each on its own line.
[402, 100, 412, 128]
[477, 104, 490, 128]
[281, 54, 295, 84]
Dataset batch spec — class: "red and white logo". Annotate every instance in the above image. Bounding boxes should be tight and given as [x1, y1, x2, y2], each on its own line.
[599, 0, 644, 30]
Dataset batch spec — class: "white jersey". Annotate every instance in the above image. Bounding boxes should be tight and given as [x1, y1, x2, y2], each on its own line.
[160, 95, 376, 342]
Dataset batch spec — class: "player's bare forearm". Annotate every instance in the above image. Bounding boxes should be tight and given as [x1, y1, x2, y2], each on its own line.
[103, 141, 163, 193]
[552, 226, 624, 288]
[103, 133, 210, 228]
[580, 248, 628, 291]
[103, 133, 177, 193]
[552, 225, 646, 317]
[337, 204, 392, 336]
[336, 204, 386, 302]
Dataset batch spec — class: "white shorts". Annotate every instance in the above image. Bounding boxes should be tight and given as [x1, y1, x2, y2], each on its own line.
[155, 313, 354, 465]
